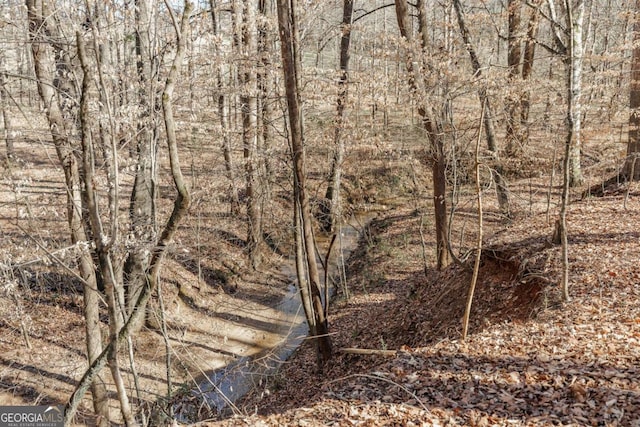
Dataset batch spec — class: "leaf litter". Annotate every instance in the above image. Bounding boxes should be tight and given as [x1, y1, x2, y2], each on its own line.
[202, 192, 640, 427]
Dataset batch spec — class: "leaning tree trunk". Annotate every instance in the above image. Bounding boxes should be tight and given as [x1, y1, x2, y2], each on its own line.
[276, 0, 332, 366]
[26, 1, 110, 424]
[64, 3, 193, 424]
[323, 0, 354, 233]
[624, 0, 640, 180]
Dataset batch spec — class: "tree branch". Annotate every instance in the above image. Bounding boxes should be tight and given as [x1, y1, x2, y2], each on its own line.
[353, 3, 396, 23]
[63, 2, 193, 425]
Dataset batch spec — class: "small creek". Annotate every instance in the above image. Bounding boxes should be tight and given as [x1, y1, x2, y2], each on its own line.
[179, 214, 372, 418]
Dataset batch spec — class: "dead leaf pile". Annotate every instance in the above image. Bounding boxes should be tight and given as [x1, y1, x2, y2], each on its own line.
[205, 194, 640, 426]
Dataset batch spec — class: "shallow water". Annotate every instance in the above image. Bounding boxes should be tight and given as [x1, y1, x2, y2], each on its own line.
[181, 215, 369, 417]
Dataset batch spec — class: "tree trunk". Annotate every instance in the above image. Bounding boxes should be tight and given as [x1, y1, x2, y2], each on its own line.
[323, 0, 354, 233]
[64, 3, 193, 423]
[394, 0, 451, 269]
[257, 0, 274, 209]
[210, 0, 241, 214]
[453, 0, 511, 219]
[26, 1, 110, 424]
[625, 0, 640, 180]
[0, 72, 15, 160]
[77, 32, 136, 427]
[125, 0, 158, 331]
[567, 0, 585, 187]
[520, 0, 541, 130]
[506, 0, 523, 155]
[276, 0, 332, 366]
[432, 138, 450, 270]
[462, 102, 486, 340]
[240, 0, 262, 268]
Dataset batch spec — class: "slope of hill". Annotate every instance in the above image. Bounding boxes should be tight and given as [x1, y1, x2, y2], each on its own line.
[202, 189, 640, 426]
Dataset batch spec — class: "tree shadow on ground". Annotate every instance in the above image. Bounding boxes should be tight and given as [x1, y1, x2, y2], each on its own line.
[0, 357, 77, 386]
[329, 351, 640, 425]
[175, 256, 237, 295]
[211, 229, 246, 248]
[175, 290, 294, 335]
[0, 377, 60, 405]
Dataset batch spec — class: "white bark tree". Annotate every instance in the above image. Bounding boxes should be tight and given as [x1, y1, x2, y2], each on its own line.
[548, 0, 586, 187]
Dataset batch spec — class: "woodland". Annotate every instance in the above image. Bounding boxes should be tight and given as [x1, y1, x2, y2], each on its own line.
[0, 0, 639, 426]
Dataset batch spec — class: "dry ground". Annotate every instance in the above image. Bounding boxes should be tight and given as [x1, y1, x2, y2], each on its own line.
[1, 100, 638, 426]
[0, 135, 308, 425]
[201, 187, 640, 426]
[194, 130, 640, 426]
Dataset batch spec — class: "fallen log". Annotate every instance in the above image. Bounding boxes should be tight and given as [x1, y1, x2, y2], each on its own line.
[339, 347, 397, 356]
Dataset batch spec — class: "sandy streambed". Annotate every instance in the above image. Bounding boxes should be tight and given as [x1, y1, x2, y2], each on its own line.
[172, 215, 369, 421]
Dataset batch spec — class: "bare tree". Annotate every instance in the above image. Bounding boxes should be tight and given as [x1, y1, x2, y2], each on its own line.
[462, 101, 486, 340]
[624, 0, 640, 180]
[276, 0, 332, 366]
[64, 2, 193, 424]
[257, 0, 275, 206]
[502, 0, 542, 147]
[77, 30, 136, 425]
[394, 0, 450, 269]
[548, 0, 586, 187]
[210, 0, 241, 215]
[239, 0, 263, 268]
[506, 0, 524, 154]
[452, 0, 511, 219]
[322, 0, 354, 233]
[552, 0, 586, 301]
[124, 0, 159, 331]
[25, 0, 110, 423]
[520, 0, 542, 136]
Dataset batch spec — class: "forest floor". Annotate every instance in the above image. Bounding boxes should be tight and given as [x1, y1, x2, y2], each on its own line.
[1, 109, 640, 426]
[0, 132, 325, 425]
[199, 182, 640, 426]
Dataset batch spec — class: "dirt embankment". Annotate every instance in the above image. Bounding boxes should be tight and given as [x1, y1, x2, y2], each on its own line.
[205, 189, 640, 426]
